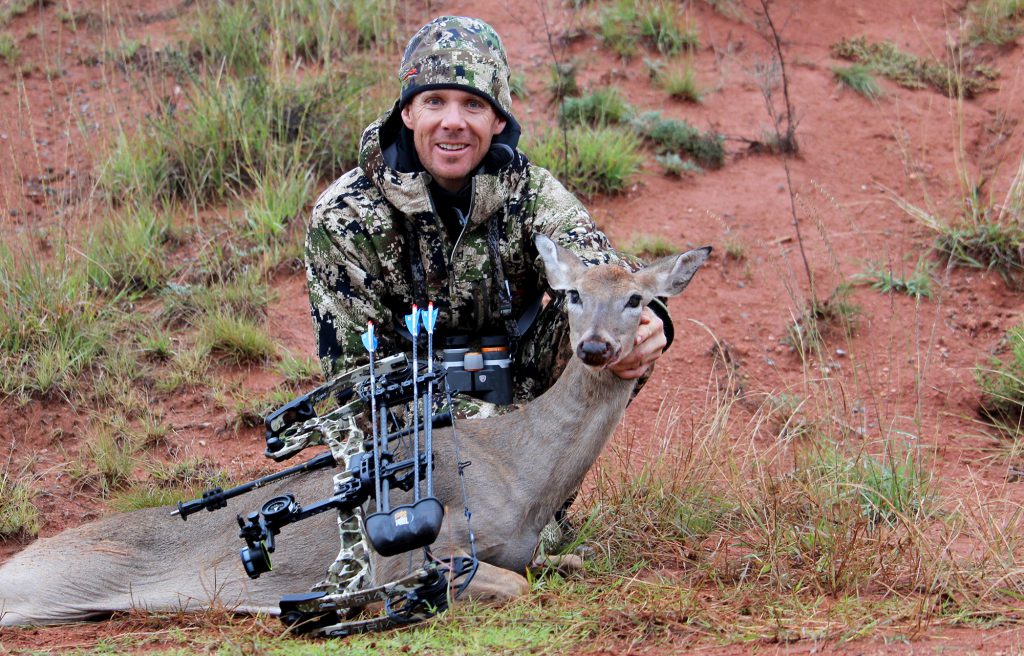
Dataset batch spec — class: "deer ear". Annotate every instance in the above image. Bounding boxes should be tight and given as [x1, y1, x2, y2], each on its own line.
[534, 233, 586, 291]
[639, 246, 712, 298]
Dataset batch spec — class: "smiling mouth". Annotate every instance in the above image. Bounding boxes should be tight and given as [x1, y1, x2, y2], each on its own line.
[436, 143, 469, 152]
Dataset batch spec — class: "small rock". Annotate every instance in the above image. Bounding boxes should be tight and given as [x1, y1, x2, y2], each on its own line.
[199, 440, 207, 446]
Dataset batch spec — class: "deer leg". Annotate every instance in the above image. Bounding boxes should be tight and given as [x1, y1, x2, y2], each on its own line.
[459, 561, 529, 603]
[529, 553, 585, 577]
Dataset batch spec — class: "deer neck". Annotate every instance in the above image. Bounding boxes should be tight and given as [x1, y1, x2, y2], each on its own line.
[504, 356, 636, 507]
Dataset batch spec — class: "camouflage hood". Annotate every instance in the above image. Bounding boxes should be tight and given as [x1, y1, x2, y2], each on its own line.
[399, 16, 516, 125]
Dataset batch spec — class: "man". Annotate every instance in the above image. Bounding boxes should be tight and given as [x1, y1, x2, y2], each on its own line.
[302, 16, 674, 596]
[306, 16, 673, 407]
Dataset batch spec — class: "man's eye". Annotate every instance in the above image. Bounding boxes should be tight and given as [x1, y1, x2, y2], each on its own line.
[567, 290, 581, 304]
[626, 294, 642, 308]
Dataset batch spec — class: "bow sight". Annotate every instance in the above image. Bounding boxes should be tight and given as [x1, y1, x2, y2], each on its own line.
[172, 305, 478, 636]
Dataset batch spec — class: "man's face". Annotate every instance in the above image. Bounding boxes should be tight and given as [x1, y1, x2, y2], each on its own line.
[401, 89, 507, 193]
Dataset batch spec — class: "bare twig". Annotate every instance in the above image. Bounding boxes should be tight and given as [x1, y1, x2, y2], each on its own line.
[756, 0, 814, 306]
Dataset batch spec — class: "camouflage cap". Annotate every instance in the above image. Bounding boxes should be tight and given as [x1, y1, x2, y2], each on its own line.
[399, 16, 514, 123]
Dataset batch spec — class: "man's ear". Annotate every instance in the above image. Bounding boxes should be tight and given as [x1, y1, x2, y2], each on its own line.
[492, 115, 507, 136]
[401, 103, 415, 130]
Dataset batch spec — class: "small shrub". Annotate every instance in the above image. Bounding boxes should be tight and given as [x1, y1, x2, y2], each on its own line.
[831, 36, 996, 98]
[630, 111, 725, 169]
[832, 64, 882, 98]
[655, 152, 700, 177]
[559, 87, 633, 126]
[525, 127, 643, 197]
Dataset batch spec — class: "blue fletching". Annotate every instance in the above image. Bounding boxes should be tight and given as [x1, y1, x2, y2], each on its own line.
[422, 302, 439, 333]
[405, 305, 421, 336]
[361, 323, 378, 352]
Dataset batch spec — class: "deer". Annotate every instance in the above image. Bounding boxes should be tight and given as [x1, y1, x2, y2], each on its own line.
[0, 234, 710, 628]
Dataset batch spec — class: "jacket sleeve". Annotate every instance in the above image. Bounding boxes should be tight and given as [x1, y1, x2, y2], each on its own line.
[305, 184, 399, 380]
[522, 165, 635, 268]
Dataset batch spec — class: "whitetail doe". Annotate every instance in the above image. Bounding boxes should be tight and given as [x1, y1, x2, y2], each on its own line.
[0, 234, 709, 626]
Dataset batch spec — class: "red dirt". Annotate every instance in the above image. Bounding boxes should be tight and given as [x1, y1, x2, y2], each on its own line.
[3, 0, 1024, 653]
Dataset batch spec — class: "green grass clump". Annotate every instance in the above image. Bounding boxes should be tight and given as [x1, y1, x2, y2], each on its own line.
[101, 67, 383, 205]
[893, 154, 1024, 284]
[110, 459, 228, 512]
[73, 428, 138, 496]
[559, 87, 634, 126]
[85, 205, 173, 294]
[832, 36, 996, 98]
[0, 244, 110, 396]
[198, 312, 278, 365]
[0, 33, 19, 65]
[547, 61, 579, 101]
[189, 0, 395, 73]
[630, 111, 725, 169]
[657, 57, 702, 102]
[0, 0, 32, 27]
[966, 0, 1024, 45]
[976, 322, 1024, 430]
[0, 466, 41, 539]
[787, 286, 860, 353]
[832, 64, 882, 98]
[600, 0, 698, 58]
[526, 126, 643, 197]
[241, 167, 313, 247]
[622, 234, 678, 259]
[854, 259, 933, 299]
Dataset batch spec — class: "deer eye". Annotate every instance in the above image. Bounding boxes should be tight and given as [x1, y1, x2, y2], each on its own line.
[626, 294, 642, 309]
[566, 289, 581, 304]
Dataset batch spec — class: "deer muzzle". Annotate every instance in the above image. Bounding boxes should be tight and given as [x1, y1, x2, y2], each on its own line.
[576, 338, 618, 367]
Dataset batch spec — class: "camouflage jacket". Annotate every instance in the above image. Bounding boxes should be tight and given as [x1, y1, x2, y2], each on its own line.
[305, 109, 629, 379]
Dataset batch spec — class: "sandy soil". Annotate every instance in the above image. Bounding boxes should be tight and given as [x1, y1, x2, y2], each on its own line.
[2, 0, 1024, 652]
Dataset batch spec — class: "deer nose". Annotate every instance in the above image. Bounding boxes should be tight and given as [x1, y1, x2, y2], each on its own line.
[577, 339, 614, 366]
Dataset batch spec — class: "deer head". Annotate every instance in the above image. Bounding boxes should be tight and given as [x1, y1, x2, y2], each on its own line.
[535, 234, 711, 369]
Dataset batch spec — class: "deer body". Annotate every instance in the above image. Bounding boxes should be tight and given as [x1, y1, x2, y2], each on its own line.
[0, 236, 708, 627]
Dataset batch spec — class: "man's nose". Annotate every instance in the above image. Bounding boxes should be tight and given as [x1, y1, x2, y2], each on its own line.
[440, 104, 466, 130]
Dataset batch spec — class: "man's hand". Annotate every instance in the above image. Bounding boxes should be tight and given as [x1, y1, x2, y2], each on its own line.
[608, 306, 666, 380]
